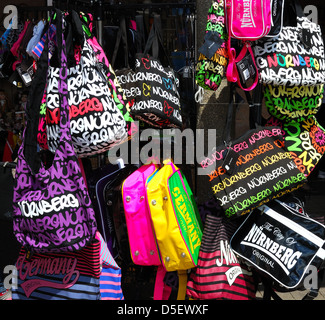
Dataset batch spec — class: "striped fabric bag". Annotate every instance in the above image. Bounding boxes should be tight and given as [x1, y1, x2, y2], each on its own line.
[96, 232, 124, 300]
[11, 241, 101, 300]
[11, 233, 124, 300]
[186, 199, 257, 300]
[31, 24, 56, 60]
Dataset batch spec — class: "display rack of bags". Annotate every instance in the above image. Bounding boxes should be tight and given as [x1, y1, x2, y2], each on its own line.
[2, 0, 325, 302]
[193, 0, 325, 300]
[1, 0, 200, 301]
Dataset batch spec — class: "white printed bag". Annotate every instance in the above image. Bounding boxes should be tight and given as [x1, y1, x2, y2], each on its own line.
[230, 197, 325, 289]
[46, 11, 127, 157]
[253, 0, 325, 86]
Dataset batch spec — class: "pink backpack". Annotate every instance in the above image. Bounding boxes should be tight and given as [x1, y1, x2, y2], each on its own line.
[122, 164, 161, 266]
[225, 0, 271, 90]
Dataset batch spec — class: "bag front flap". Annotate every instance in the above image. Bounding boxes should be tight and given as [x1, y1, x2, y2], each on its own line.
[228, 0, 271, 40]
[147, 162, 202, 271]
[230, 199, 325, 288]
[168, 166, 203, 261]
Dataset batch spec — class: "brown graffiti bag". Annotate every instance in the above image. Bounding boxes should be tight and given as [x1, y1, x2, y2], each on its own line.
[199, 86, 307, 219]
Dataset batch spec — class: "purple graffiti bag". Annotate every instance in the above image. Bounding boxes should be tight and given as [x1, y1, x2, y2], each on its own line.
[12, 10, 97, 253]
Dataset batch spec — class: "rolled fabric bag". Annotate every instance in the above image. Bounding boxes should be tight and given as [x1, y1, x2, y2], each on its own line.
[263, 84, 324, 124]
[266, 115, 325, 177]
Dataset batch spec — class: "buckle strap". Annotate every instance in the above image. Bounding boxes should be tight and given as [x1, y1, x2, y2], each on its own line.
[303, 288, 319, 300]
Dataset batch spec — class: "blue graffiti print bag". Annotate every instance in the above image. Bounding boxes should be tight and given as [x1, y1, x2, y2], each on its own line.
[253, 0, 325, 86]
[12, 10, 97, 253]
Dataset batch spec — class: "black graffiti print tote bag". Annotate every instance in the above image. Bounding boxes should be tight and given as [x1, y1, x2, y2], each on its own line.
[199, 86, 307, 219]
[131, 14, 183, 128]
[253, 0, 325, 86]
[46, 10, 127, 157]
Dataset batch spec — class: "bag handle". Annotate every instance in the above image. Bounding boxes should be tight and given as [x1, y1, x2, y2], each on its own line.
[144, 15, 159, 58]
[245, 83, 263, 129]
[291, 0, 305, 19]
[135, 14, 147, 53]
[225, 1, 259, 91]
[223, 83, 236, 144]
[57, 11, 72, 136]
[70, 10, 90, 49]
[144, 15, 172, 66]
[226, 42, 259, 91]
[23, 9, 71, 174]
[111, 16, 130, 68]
[23, 10, 59, 174]
[44, 9, 71, 141]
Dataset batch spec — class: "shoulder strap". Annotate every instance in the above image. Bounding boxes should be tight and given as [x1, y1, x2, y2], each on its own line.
[135, 14, 146, 53]
[144, 15, 172, 66]
[23, 13, 56, 174]
[223, 82, 263, 145]
[144, 15, 159, 58]
[111, 16, 129, 68]
[223, 83, 236, 143]
[244, 82, 263, 129]
[225, 1, 258, 91]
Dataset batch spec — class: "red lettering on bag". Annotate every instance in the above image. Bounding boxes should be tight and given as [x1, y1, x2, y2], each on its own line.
[141, 58, 151, 69]
[47, 108, 60, 125]
[267, 53, 278, 68]
[163, 101, 174, 117]
[69, 97, 104, 118]
[273, 139, 285, 148]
